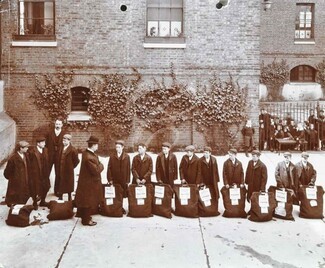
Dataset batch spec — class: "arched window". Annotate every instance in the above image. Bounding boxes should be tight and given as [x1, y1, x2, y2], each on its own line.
[71, 87, 89, 112]
[290, 65, 316, 82]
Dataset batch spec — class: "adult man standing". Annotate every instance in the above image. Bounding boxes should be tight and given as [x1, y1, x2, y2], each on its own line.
[4, 141, 30, 206]
[107, 140, 131, 197]
[275, 152, 295, 189]
[295, 152, 317, 187]
[179, 145, 200, 185]
[131, 143, 153, 185]
[56, 134, 80, 201]
[75, 136, 104, 226]
[28, 137, 50, 209]
[156, 142, 178, 187]
[245, 150, 268, 201]
[46, 118, 65, 196]
[198, 146, 220, 199]
[223, 149, 244, 188]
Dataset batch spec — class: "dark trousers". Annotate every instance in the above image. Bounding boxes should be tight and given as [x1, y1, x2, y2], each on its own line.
[78, 207, 91, 225]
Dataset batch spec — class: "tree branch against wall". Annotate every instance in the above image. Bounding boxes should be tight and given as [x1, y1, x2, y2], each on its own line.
[316, 59, 325, 96]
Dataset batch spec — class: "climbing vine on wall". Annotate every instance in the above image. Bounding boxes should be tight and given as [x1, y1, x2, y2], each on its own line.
[316, 59, 325, 96]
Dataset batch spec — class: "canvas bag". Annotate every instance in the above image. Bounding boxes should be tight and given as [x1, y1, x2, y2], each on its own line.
[173, 184, 199, 218]
[100, 183, 124, 217]
[152, 183, 173, 219]
[298, 185, 324, 219]
[198, 185, 220, 217]
[268, 186, 294, 221]
[127, 184, 153, 218]
[47, 200, 74, 221]
[6, 204, 34, 227]
[221, 185, 247, 218]
[248, 191, 277, 222]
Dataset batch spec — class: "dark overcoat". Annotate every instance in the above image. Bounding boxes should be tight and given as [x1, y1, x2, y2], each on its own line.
[27, 147, 50, 198]
[198, 156, 220, 199]
[57, 145, 80, 194]
[4, 152, 30, 205]
[75, 149, 104, 208]
[46, 128, 66, 165]
[179, 154, 200, 184]
[222, 159, 244, 186]
[245, 160, 268, 201]
[107, 151, 131, 196]
[131, 153, 153, 184]
[295, 161, 316, 186]
[156, 152, 178, 186]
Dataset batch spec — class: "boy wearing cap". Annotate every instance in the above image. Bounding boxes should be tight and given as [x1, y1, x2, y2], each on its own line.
[295, 152, 316, 188]
[107, 140, 131, 197]
[223, 149, 244, 188]
[27, 137, 50, 209]
[179, 145, 200, 185]
[4, 141, 30, 206]
[198, 146, 220, 199]
[245, 150, 268, 201]
[275, 152, 295, 191]
[156, 142, 178, 186]
[131, 143, 153, 185]
[75, 136, 104, 226]
[241, 119, 255, 157]
[56, 134, 80, 201]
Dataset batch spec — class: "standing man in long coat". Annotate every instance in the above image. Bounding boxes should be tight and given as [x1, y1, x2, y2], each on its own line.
[156, 142, 178, 187]
[75, 136, 104, 226]
[198, 146, 220, 199]
[57, 134, 80, 201]
[179, 145, 200, 185]
[46, 117, 66, 196]
[4, 141, 30, 206]
[245, 150, 268, 201]
[27, 137, 50, 209]
[107, 140, 131, 197]
[295, 152, 317, 187]
[131, 143, 153, 185]
[275, 152, 296, 190]
[223, 148, 244, 188]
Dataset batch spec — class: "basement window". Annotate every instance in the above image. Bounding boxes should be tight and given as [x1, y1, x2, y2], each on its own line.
[67, 87, 91, 121]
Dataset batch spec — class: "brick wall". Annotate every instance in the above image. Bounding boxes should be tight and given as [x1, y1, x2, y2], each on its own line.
[1, 0, 260, 155]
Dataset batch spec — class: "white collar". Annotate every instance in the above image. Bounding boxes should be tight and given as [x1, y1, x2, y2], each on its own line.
[54, 128, 62, 136]
[18, 152, 24, 159]
[37, 147, 43, 153]
[87, 148, 94, 153]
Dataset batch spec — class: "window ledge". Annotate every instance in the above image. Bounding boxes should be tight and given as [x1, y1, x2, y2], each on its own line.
[12, 40, 57, 47]
[143, 43, 186, 48]
[294, 40, 315, 45]
[143, 36, 186, 49]
[67, 112, 91, 121]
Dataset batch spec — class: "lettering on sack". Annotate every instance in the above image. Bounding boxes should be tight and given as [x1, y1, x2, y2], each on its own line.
[275, 189, 287, 203]
[230, 187, 240, 205]
[275, 202, 286, 216]
[155, 186, 165, 199]
[155, 198, 162, 205]
[106, 198, 114, 205]
[105, 186, 116, 199]
[259, 194, 269, 214]
[199, 188, 212, 207]
[306, 187, 317, 200]
[180, 187, 191, 205]
[12, 204, 24, 215]
[135, 186, 147, 199]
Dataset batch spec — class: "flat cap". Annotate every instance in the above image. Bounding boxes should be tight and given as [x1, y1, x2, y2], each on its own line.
[36, 136, 46, 142]
[18, 141, 29, 148]
[283, 151, 292, 157]
[228, 148, 237, 155]
[115, 140, 125, 146]
[203, 146, 212, 152]
[251, 150, 261, 156]
[87, 135, 99, 144]
[162, 142, 172, 148]
[63, 134, 72, 140]
[185, 145, 195, 152]
[301, 152, 309, 158]
[138, 142, 147, 148]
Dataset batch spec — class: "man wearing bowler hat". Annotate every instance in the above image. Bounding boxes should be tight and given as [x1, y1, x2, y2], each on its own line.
[223, 148, 244, 188]
[156, 142, 178, 186]
[75, 135, 104, 226]
[179, 145, 200, 185]
[4, 141, 30, 206]
[245, 150, 268, 201]
[131, 143, 153, 185]
[295, 152, 317, 188]
[107, 140, 131, 197]
[27, 136, 50, 209]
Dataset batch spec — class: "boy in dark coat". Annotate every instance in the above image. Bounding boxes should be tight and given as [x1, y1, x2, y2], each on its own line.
[156, 142, 178, 187]
[107, 140, 131, 197]
[244, 150, 268, 202]
[4, 141, 30, 206]
[222, 149, 244, 188]
[241, 119, 255, 157]
[131, 143, 153, 185]
[27, 137, 50, 209]
[307, 124, 318, 150]
[75, 136, 104, 226]
[57, 134, 80, 200]
[179, 145, 200, 185]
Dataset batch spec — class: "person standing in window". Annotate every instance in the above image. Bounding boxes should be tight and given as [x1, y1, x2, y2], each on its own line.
[156, 142, 178, 187]
[75, 136, 104, 226]
[56, 134, 80, 201]
[107, 140, 131, 197]
[4, 141, 30, 207]
[179, 145, 200, 185]
[223, 148, 244, 188]
[131, 143, 153, 185]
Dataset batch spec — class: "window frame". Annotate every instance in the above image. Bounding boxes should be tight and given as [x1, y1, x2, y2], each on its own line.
[294, 3, 315, 41]
[290, 65, 316, 83]
[67, 87, 91, 122]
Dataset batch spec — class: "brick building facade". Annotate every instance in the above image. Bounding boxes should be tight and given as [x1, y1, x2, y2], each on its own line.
[1, 0, 261, 154]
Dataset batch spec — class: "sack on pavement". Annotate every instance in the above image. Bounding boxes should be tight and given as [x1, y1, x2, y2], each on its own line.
[248, 191, 277, 222]
[173, 184, 199, 218]
[127, 184, 153, 218]
[6, 204, 34, 227]
[47, 200, 74, 220]
[221, 186, 247, 218]
[298, 185, 324, 219]
[100, 184, 124, 217]
[268, 186, 294, 221]
[152, 183, 173, 219]
[198, 185, 220, 217]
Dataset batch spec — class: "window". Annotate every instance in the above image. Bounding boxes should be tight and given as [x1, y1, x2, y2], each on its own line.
[147, 0, 183, 38]
[290, 65, 316, 82]
[16, 0, 55, 39]
[67, 87, 91, 121]
[295, 4, 314, 40]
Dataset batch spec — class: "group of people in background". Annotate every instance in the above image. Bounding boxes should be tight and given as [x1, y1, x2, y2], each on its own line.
[3, 117, 318, 226]
[241, 108, 325, 156]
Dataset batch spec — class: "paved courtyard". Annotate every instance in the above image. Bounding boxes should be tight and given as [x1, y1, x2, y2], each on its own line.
[0, 151, 324, 268]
